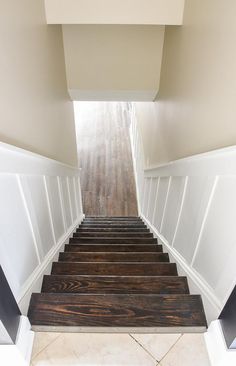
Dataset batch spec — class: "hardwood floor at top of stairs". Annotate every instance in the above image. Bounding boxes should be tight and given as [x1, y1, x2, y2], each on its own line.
[75, 102, 138, 216]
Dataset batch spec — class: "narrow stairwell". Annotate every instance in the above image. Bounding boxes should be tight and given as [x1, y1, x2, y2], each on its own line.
[28, 217, 207, 332]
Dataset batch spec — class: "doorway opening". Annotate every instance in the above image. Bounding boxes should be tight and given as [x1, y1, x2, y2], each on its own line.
[73, 102, 138, 217]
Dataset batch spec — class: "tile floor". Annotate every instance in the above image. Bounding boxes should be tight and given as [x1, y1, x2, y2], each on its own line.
[31, 332, 211, 366]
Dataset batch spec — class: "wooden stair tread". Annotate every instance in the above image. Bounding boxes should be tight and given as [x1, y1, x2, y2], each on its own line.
[28, 293, 207, 329]
[59, 252, 169, 262]
[74, 232, 153, 237]
[85, 216, 140, 220]
[51, 262, 178, 276]
[81, 220, 145, 226]
[77, 228, 150, 232]
[65, 244, 163, 252]
[70, 237, 157, 244]
[41, 275, 190, 294]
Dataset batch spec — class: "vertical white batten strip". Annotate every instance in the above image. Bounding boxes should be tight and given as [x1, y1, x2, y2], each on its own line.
[141, 178, 147, 214]
[43, 176, 56, 245]
[172, 176, 189, 247]
[66, 177, 74, 223]
[57, 176, 67, 231]
[77, 175, 83, 216]
[16, 175, 41, 264]
[73, 177, 79, 217]
[190, 176, 219, 267]
[146, 177, 152, 219]
[160, 176, 172, 233]
[151, 177, 160, 225]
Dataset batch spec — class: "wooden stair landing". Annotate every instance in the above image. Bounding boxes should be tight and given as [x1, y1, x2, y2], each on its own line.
[28, 216, 207, 332]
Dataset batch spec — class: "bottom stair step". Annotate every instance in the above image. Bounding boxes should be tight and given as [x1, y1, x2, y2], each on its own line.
[28, 293, 207, 332]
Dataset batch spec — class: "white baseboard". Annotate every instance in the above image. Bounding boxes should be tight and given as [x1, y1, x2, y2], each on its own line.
[141, 214, 220, 324]
[18, 214, 84, 314]
[205, 320, 236, 366]
[0, 316, 34, 366]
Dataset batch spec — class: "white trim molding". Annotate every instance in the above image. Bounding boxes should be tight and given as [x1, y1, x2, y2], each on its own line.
[141, 214, 221, 322]
[130, 105, 236, 324]
[205, 321, 236, 366]
[18, 215, 84, 314]
[0, 142, 84, 316]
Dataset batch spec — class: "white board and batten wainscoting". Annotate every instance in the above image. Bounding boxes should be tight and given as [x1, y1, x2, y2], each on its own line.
[0, 142, 84, 365]
[130, 106, 236, 365]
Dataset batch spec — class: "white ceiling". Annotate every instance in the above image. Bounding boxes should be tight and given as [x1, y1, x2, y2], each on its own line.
[44, 0, 185, 25]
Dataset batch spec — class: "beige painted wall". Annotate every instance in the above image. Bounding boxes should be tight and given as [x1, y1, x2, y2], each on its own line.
[63, 25, 165, 101]
[0, 0, 78, 166]
[45, 0, 185, 25]
[135, 0, 236, 168]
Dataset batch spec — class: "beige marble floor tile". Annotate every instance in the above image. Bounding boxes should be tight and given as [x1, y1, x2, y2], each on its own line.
[159, 334, 210, 366]
[32, 332, 61, 360]
[130, 333, 182, 361]
[32, 333, 157, 366]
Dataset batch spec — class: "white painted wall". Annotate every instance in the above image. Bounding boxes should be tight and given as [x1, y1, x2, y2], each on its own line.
[0, 143, 84, 315]
[0, 0, 77, 166]
[63, 25, 165, 101]
[130, 108, 236, 324]
[45, 0, 185, 25]
[134, 0, 236, 167]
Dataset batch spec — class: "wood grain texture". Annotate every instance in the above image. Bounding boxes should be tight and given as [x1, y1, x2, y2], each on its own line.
[84, 216, 141, 218]
[76, 103, 138, 217]
[51, 262, 178, 276]
[83, 220, 142, 224]
[41, 275, 189, 294]
[28, 293, 207, 328]
[79, 224, 146, 228]
[84, 216, 143, 222]
[64, 244, 163, 252]
[74, 232, 153, 237]
[77, 227, 150, 232]
[58, 252, 169, 262]
[69, 237, 157, 244]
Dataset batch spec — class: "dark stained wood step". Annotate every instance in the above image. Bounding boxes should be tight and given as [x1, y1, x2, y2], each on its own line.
[70, 237, 157, 244]
[80, 222, 146, 228]
[78, 224, 147, 229]
[81, 222, 145, 225]
[85, 216, 140, 220]
[59, 252, 169, 263]
[77, 228, 150, 232]
[82, 221, 143, 225]
[41, 275, 189, 294]
[65, 244, 163, 252]
[28, 293, 207, 329]
[74, 232, 153, 237]
[51, 262, 177, 276]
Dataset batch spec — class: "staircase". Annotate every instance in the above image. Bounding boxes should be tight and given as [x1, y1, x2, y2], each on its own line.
[28, 217, 207, 332]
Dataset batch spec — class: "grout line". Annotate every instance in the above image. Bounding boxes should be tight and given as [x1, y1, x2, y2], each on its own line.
[129, 334, 158, 363]
[31, 333, 62, 360]
[159, 334, 183, 363]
